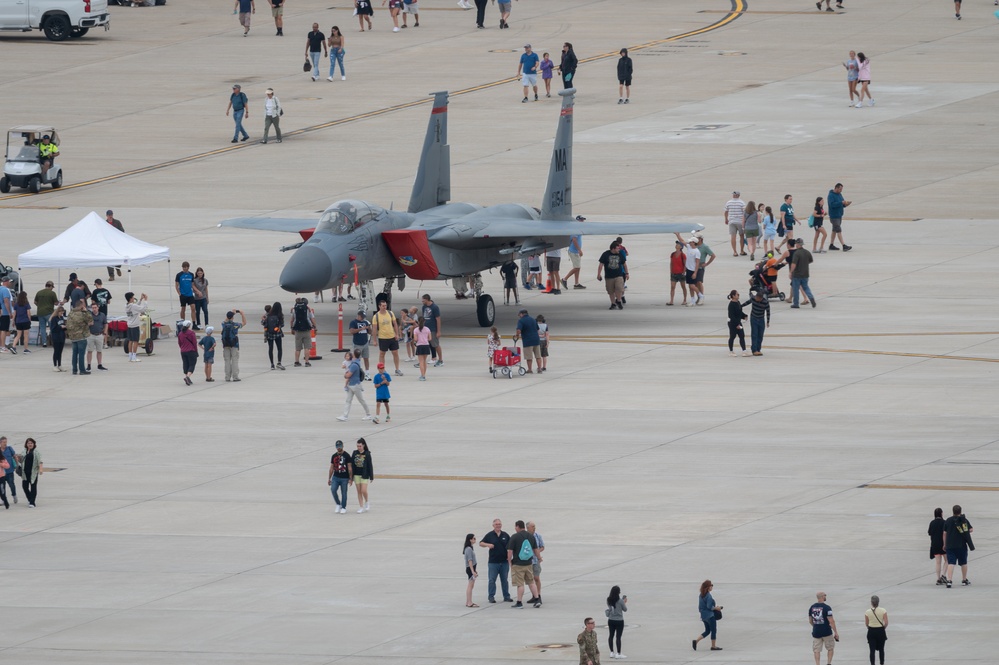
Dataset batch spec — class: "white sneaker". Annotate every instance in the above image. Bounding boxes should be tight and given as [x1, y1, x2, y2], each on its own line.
[393, 26, 399, 32]
[729, 352, 736, 357]
[362, 415, 373, 421]
[336, 416, 348, 422]
[742, 351, 750, 357]
[855, 102, 863, 108]
[327, 76, 334, 82]
[869, 99, 875, 106]
[609, 653, 617, 659]
[364, 502, 370, 511]
[357, 507, 365, 513]
[341, 76, 346, 81]
[617, 654, 627, 660]
[313, 294, 319, 302]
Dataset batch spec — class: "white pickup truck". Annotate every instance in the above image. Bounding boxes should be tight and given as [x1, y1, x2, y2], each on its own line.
[0, 0, 110, 41]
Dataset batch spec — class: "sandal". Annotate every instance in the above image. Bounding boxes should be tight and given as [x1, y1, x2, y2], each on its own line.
[466, 603, 479, 608]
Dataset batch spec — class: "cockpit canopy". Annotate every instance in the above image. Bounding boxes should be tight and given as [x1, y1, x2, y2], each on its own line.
[316, 199, 384, 235]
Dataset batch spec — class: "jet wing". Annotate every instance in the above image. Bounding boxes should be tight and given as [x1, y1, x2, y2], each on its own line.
[472, 219, 704, 240]
[219, 217, 317, 233]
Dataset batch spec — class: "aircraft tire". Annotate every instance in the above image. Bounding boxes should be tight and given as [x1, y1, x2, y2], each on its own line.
[476, 294, 495, 327]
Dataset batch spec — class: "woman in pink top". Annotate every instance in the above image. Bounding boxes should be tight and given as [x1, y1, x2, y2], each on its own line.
[413, 316, 432, 380]
[177, 320, 199, 386]
[856, 52, 874, 108]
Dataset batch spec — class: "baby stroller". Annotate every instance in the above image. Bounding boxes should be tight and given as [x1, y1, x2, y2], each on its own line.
[492, 346, 527, 379]
[749, 259, 785, 301]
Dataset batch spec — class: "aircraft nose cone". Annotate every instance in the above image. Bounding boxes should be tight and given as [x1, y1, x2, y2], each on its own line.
[279, 244, 333, 293]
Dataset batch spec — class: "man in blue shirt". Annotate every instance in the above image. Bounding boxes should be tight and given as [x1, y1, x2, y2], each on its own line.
[0, 276, 13, 353]
[175, 261, 201, 328]
[513, 308, 541, 373]
[808, 591, 838, 665]
[225, 84, 250, 143]
[518, 44, 540, 103]
[562, 216, 586, 289]
[826, 183, 853, 251]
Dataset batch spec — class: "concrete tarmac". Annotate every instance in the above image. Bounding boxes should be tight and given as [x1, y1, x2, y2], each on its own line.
[0, 1, 997, 663]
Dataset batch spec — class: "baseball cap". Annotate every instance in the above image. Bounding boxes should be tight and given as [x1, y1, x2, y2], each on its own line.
[733, 190, 740, 197]
[524, 44, 531, 48]
[232, 84, 241, 89]
[518, 308, 529, 315]
[377, 363, 385, 369]
[0, 276, 10, 283]
[106, 209, 114, 215]
[335, 440, 344, 448]
[266, 88, 274, 94]
[205, 326, 214, 334]
[226, 311, 235, 319]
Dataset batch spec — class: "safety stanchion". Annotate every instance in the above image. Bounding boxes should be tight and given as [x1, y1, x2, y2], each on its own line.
[331, 301, 348, 352]
[309, 328, 322, 360]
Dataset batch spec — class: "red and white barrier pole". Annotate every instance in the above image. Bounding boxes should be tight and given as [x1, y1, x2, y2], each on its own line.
[332, 301, 348, 352]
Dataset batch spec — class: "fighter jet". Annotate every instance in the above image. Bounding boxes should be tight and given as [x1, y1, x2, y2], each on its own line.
[222, 89, 702, 327]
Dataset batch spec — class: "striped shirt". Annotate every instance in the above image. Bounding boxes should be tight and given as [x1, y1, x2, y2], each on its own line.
[742, 296, 770, 323]
[725, 198, 746, 227]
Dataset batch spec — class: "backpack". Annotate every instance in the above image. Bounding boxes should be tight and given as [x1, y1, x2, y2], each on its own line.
[350, 360, 365, 382]
[221, 321, 238, 347]
[292, 302, 311, 331]
[265, 314, 282, 339]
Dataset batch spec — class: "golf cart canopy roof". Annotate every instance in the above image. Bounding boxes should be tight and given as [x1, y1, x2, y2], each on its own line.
[8, 126, 59, 143]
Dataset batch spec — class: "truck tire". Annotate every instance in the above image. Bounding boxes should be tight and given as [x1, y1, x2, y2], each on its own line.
[43, 15, 72, 41]
[0, 177, 9, 194]
[28, 177, 41, 194]
[70, 27, 90, 38]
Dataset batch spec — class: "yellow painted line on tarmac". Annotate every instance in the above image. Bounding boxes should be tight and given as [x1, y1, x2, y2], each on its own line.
[379, 474, 550, 483]
[862, 484, 999, 492]
[0, 1, 747, 201]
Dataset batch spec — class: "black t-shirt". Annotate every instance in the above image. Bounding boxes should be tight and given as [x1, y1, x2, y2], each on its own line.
[501, 262, 518, 286]
[91, 287, 112, 315]
[481, 529, 510, 564]
[599, 250, 625, 279]
[944, 514, 972, 549]
[928, 517, 945, 551]
[307, 30, 326, 52]
[508, 530, 537, 566]
[330, 451, 352, 478]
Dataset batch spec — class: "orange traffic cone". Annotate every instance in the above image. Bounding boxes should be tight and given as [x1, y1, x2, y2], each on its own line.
[543, 277, 553, 293]
[309, 328, 323, 361]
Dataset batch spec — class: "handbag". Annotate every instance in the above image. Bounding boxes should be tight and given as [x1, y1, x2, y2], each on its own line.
[713, 608, 723, 621]
[303, 59, 312, 72]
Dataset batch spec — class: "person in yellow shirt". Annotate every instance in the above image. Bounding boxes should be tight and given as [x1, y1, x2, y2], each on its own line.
[38, 135, 59, 179]
[372, 299, 403, 376]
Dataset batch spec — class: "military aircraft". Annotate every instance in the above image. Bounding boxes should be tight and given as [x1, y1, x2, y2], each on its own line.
[222, 89, 702, 327]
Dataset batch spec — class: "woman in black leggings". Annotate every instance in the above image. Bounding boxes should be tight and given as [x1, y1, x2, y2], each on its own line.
[49, 306, 67, 371]
[262, 302, 285, 370]
[605, 585, 628, 659]
[727, 290, 748, 356]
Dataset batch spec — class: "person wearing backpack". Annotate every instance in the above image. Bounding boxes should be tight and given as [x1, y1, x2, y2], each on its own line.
[221, 309, 247, 382]
[372, 299, 404, 376]
[262, 302, 285, 370]
[337, 349, 374, 422]
[290, 297, 316, 367]
[507, 520, 541, 608]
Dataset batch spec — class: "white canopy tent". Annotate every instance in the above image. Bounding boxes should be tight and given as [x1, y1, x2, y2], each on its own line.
[18, 211, 170, 290]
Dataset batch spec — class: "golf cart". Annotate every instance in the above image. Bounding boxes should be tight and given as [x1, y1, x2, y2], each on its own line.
[0, 126, 63, 194]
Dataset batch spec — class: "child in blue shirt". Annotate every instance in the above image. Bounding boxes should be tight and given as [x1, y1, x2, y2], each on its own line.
[373, 362, 392, 423]
[199, 326, 216, 382]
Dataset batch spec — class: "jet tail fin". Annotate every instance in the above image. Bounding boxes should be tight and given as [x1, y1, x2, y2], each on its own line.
[408, 91, 451, 214]
[541, 88, 575, 221]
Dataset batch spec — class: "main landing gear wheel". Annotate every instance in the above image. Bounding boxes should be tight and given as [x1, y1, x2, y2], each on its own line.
[476, 294, 495, 327]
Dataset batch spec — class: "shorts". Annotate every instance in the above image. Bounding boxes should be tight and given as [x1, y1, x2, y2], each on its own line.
[670, 272, 685, 283]
[377, 398, 390, 404]
[745, 228, 759, 238]
[355, 477, 369, 485]
[546, 257, 561, 272]
[521, 73, 537, 87]
[179, 294, 195, 307]
[504, 280, 517, 289]
[466, 566, 475, 580]
[127, 327, 141, 342]
[522, 345, 541, 361]
[239, 12, 251, 27]
[497, 0, 510, 10]
[86, 335, 104, 352]
[618, 78, 632, 86]
[353, 343, 370, 359]
[295, 330, 311, 351]
[860, 79, 870, 84]
[0, 315, 9, 331]
[830, 217, 843, 233]
[540, 341, 549, 358]
[568, 253, 581, 269]
[763, 230, 777, 241]
[529, 266, 541, 275]
[605, 276, 624, 295]
[15, 320, 31, 331]
[403, 1, 418, 13]
[812, 217, 824, 228]
[812, 636, 835, 653]
[532, 562, 542, 577]
[416, 344, 431, 356]
[946, 547, 968, 566]
[696, 268, 705, 283]
[685, 270, 697, 285]
[378, 338, 400, 352]
[728, 222, 744, 236]
[511, 565, 534, 586]
[430, 331, 441, 348]
[204, 355, 215, 365]
[271, 6, 283, 16]
[847, 75, 858, 82]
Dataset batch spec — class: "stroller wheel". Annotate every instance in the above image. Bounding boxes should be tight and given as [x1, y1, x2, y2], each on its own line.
[492, 370, 498, 379]
[778, 292, 785, 301]
[518, 367, 527, 376]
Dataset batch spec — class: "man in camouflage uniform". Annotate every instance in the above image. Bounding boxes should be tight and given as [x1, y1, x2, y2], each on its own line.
[577, 617, 600, 665]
